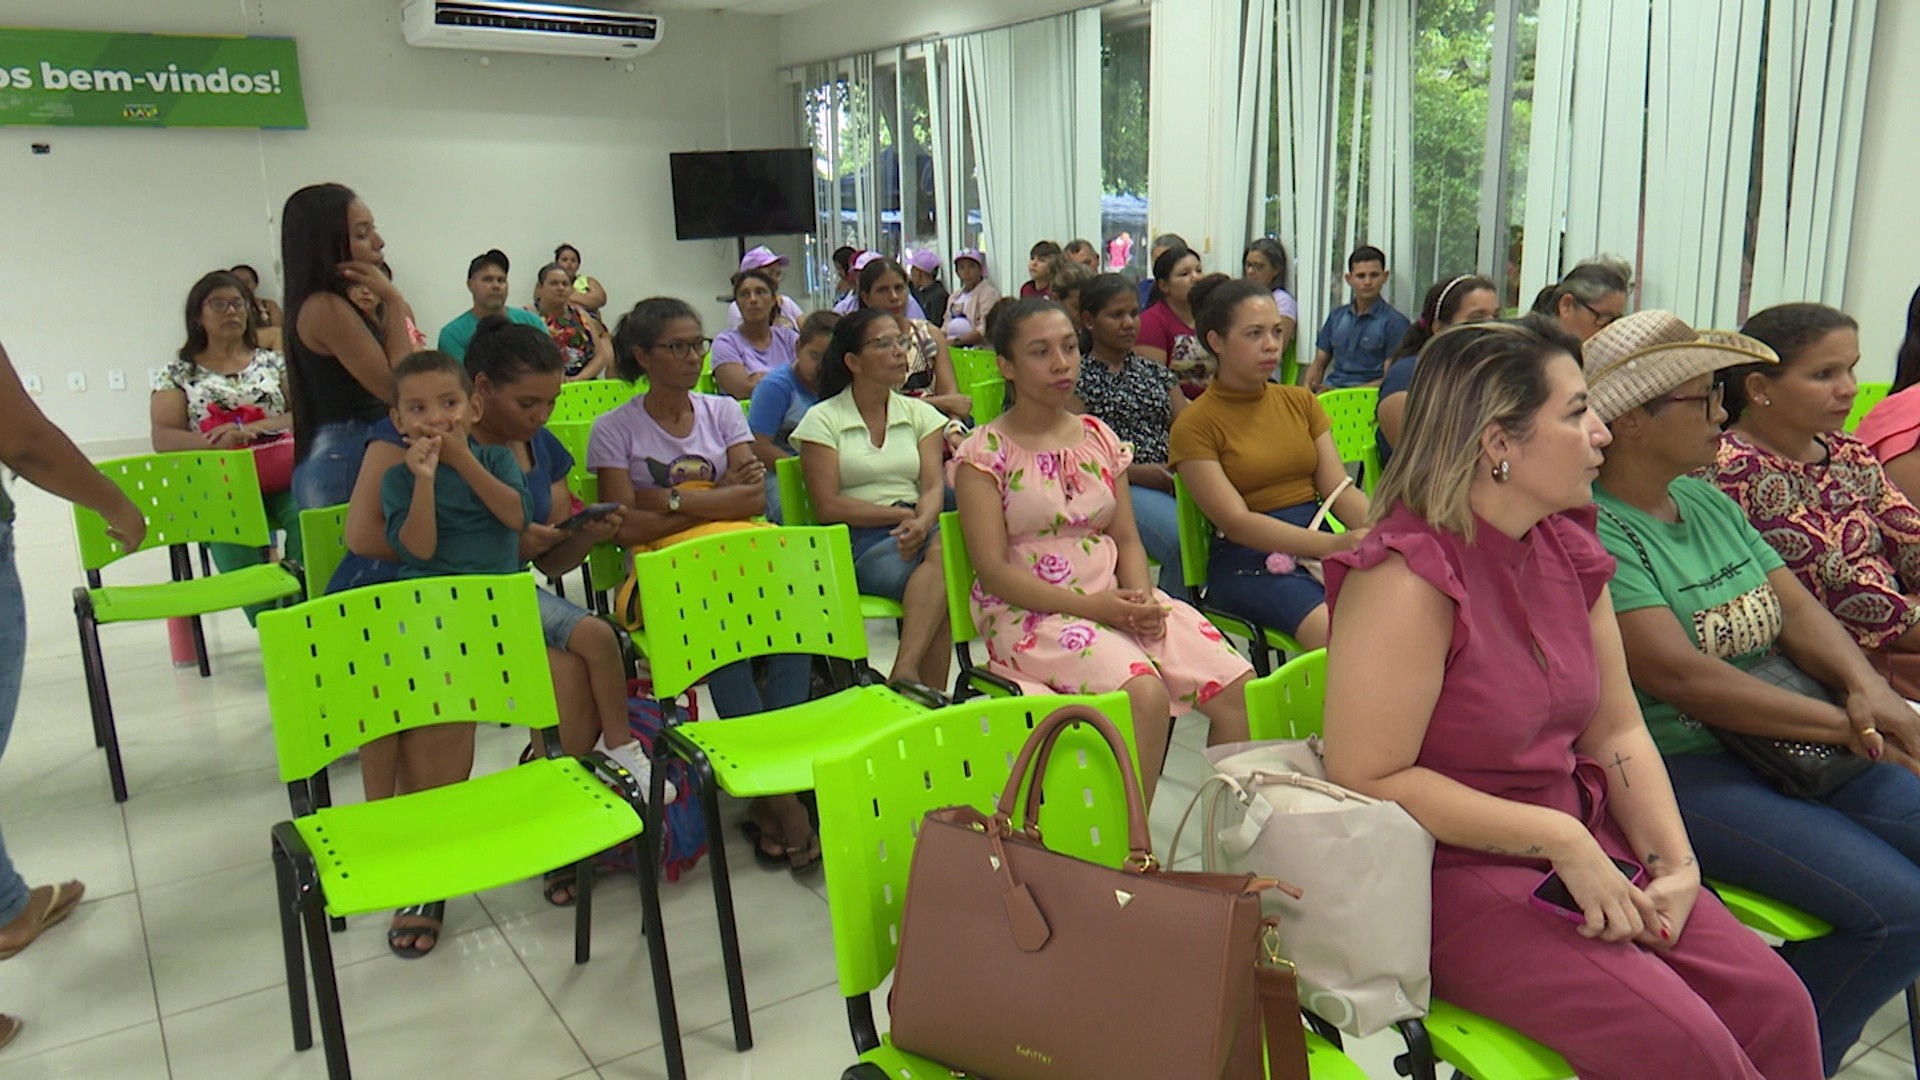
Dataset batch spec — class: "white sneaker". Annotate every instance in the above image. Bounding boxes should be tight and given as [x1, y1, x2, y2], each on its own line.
[600, 738, 677, 805]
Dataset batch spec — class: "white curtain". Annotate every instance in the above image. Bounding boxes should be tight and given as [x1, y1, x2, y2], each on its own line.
[924, 44, 971, 275]
[801, 54, 879, 304]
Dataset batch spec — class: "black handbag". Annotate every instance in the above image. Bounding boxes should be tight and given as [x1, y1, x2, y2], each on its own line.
[1706, 654, 1873, 799]
[1597, 505, 1873, 800]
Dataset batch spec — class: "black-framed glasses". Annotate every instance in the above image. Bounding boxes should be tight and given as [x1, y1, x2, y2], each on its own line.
[203, 297, 249, 314]
[1663, 384, 1725, 416]
[654, 337, 711, 360]
[1577, 298, 1624, 328]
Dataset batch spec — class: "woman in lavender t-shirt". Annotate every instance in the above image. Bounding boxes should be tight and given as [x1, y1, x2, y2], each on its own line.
[588, 297, 818, 870]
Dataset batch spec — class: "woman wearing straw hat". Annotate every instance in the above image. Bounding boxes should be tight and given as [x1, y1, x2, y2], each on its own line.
[1587, 310, 1920, 1075]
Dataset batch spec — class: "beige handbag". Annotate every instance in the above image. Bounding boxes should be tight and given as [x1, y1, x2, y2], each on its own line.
[1170, 737, 1435, 1037]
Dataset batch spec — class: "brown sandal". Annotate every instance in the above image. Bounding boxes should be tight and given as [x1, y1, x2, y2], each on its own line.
[0, 881, 83, 960]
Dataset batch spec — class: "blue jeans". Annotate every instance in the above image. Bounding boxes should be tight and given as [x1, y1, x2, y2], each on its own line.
[1129, 485, 1184, 594]
[325, 552, 401, 595]
[292, 419, 373, 510]
[848, 525, 925, 601]
[1666, 751, 1920, 1074]
[1204, 501, 1330, 635]
[707, 655, 811, 718]
[0, 524, 29, 925]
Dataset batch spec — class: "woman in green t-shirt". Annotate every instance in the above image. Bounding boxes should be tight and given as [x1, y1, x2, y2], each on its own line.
[1587, 310, 1920, 1075]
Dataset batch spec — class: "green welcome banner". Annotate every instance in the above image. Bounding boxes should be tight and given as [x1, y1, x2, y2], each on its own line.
[0, 27, 305, 128]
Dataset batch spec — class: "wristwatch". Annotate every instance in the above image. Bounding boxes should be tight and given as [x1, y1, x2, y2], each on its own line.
[666, 487, 682, 513]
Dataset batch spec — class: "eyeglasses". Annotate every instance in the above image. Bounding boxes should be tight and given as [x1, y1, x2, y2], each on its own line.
[203, 297, 249, 314]
[652, 337, 711, 360]
[1663, 384, 1725, 416]
[862, 334, 911, 353]
[1577, 298, 1624, 328]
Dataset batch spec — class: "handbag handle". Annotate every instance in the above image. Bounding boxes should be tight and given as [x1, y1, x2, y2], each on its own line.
[1310, 475, 1352, 532]
[993, 703, 1154, 868]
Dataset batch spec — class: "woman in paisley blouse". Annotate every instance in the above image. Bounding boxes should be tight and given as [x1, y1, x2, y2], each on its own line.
[533, 262, 612, 380]
[1071, 273, 1188, 591]
[151, 270, 301, 619]
[1708, 303, 1920, 656]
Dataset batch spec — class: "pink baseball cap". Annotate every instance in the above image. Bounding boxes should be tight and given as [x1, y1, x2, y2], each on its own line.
[851, 250, 885, 272]
[738, 246, 788, 272]
[906, 249, 942, 274]
[953, 248, 987, 270]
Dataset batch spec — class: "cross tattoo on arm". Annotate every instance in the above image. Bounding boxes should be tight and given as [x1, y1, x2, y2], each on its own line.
[1609, 751, 1632, 788]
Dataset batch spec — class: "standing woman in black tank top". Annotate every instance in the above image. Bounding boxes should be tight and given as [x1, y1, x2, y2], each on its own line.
[282, 183, 418, 509]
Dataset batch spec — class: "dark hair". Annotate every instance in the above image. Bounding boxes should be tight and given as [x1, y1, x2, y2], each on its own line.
[228, 263, 260, 287]
[1190, 275, 1268, 355]
[467, 249, 509, 279]
[988, 297, 1071, 359]
[554, 243, 581, 262]
[1347, 245, 1387, 271]
[611, 297, 700, 381]
[796, 310, 841, 350]
[818, 308, 902, 401]
[179, 270, 260, 362]
[731, 267, 777, 299]
[280, 182, 358, 357]
[856, 258, 909, 307]
[1896, 285, 1920, 393]
[1078, 273, 1137, 326]
[982, 297, 1020, 343]
[1530, 262, 1629, 317]
[832, 246, 858, 275]
[1392, 274, 1498, 362]
[536, 261, 571, 287]
[1029, 240, 1062, 261]
[1150, 233, 1187, 254]
[1723, 303, 1861, 421]
[1147, 245, 1200, 307]
[1063, 239, 1096, 259]
[1049, 261, 1094, 302]
[391, 350, 473, 402]
[464, 315, 564, 385]
[1244, 238, 1291, 290]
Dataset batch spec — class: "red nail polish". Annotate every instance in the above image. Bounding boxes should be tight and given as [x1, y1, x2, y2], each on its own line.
[1660, 927, 1671, 940]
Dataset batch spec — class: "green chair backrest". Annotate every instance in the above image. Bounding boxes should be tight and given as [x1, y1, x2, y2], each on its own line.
[950, 346, 1000, 391]
[695, 353, 717, 395]
[969, 376, 1006, 424]
[1278, 339, 1300, 386]
[74, 451, 272, 572]
[1317, 387, 1380, 468]
[547, 378, 642, 427]
[1244, 648, 1328, 740]
[547, 420, 598, 503]
[258, 574, 558, 780]
[629, 525, 869, 698]
[296, 504, 350, 601]
[1847, 381, 1890, 433]
[773, 455, 818, 526]
[1172, 474, 1214, 592]
[815, 691, 1138, 998]
[937, 511, 983, 646]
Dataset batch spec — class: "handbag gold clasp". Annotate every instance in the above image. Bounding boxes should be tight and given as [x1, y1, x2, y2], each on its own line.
[1126, 852, 1160, 872]
[1261, 924, 1294, 970]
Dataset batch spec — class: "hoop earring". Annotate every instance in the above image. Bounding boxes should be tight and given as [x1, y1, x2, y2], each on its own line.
[1492, 460, 1512, 484]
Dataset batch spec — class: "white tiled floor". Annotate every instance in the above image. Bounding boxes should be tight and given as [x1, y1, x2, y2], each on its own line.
[0, 478, 1914, 1078]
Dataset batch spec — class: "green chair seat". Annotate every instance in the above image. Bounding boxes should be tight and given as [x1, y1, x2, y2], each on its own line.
[296, 756, 642, 917]
[1710, 879, 1833, 940]
[860, 595, 905, 620]
[851, 1029, 1366, 1079]
[666, 684, 931, 798]
[88, 563, 300, 623]
[1425, 998, 1572, 1079]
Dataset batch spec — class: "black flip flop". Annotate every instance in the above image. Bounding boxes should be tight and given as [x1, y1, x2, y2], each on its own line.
[543, 868, 577, 907]
[737, 820, 790, 870]
[387, 900, 445, 959]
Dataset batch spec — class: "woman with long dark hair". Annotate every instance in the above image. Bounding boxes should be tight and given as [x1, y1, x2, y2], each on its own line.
[1377, 275, 1500, 464]
[1137, 245, 1208, 397]
[282, 182, 417, 509]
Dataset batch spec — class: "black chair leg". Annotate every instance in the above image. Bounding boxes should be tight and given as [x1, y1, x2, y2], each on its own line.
[79, 614, 128, 803]
[299, 894, 351, 1079]
[633, 820, 688, 1080]
[73, 600, 106, 750]
[272, 841, 313, 1052]
[1393, 1018, 1438, 1080]
[1905, 982, 1919, 1076]
[572, 857, 594, 964]
[197, 543, 213, 579]
[678, 753, 751, 1051]
[190, 614, 211, 678]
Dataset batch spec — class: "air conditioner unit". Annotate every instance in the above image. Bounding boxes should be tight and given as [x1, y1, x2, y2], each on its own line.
[401, 0, 663, 60]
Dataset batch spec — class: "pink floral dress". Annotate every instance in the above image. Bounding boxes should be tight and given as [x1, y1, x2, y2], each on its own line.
[952, 415, 1253, 706]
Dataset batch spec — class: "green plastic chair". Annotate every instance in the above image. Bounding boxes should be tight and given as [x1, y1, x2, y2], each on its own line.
[949, 345, 999, 391]
[772, 456, 906, 621]
[1245, 649, 1575, 1080]
[296, 504, 350, 601]
[1317, 386, 1383, 494]
[72, 451, 305, 802]
[968, 375, 1006, 424]
[626, 526, 945, 1052]
[1172, 474, 1304, 676]
[1847, 380, 1891, 433]
[1279, 339, 1301, 386]
[547, 377, 643, 426]
[695, 352, 718, 395]
[937, 511, 1026, 701]
[260, 574, 686, 1080]
[815, 691, 1366, 1080]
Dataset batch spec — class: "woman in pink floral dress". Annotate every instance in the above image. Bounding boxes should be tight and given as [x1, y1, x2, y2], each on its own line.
[953, 297, 1255, 802]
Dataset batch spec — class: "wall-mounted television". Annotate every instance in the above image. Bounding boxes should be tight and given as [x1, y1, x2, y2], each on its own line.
[669, 148, 816, 241]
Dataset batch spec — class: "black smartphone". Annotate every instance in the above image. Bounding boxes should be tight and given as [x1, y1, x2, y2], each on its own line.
[1530, 856, 1648, 924]
[557, 502, 622, 531]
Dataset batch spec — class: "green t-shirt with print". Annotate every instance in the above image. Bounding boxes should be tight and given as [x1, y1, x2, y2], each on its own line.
[1595, 476, 1787, 756]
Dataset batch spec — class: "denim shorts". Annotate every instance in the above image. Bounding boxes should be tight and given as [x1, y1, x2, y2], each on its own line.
[292, 419, 374, 510]
[1204, 501, 1330, 635]
[536, 587, 592, 649]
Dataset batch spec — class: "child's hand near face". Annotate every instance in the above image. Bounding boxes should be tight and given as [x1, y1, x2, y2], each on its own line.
[405, 432, 442, 480]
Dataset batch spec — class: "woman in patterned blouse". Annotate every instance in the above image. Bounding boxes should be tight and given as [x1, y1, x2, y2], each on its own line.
[1709, 302, 1920, 654]
[533, 262, 612, 380]
[1070, 274, 1188, 591]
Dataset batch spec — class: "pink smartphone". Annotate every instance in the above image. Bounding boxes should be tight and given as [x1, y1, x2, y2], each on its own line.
[1529, 856, 1648, 924]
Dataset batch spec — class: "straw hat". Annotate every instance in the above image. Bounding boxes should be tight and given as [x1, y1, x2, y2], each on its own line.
[1582, 310, 1778, 422]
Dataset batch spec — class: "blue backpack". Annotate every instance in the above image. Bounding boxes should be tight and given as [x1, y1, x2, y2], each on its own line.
[596, 681, 706, 883]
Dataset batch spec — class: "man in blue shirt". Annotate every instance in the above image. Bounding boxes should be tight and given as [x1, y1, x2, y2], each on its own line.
[436, 249, 546, 362]
[1306, 245, 1411, 392]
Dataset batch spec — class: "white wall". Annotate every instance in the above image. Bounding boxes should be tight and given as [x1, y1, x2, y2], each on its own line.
[777, 0, 1107, 67]
[0, 0, 788, 448]
[1842, 0, 1918, 383]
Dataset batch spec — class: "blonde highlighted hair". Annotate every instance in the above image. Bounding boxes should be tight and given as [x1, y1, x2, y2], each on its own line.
[1371, 318, 1580, 540]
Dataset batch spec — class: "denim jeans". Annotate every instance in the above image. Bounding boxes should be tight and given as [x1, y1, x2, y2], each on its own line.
[707, 655, 811, 718]
[1666, 751, 1920, 1074]
[1129, 485, 1184, 594]
[292, 419, 373, 510]
[0, 524, 30, 925]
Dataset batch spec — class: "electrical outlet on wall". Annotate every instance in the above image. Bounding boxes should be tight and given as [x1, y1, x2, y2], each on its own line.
[23, 375, 41, 396]
[67, 372, 86, 393]
[107, 369, 126, 391]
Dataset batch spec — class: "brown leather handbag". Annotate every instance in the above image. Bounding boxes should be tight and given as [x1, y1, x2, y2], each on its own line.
[887, 703, 1311, 1080]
